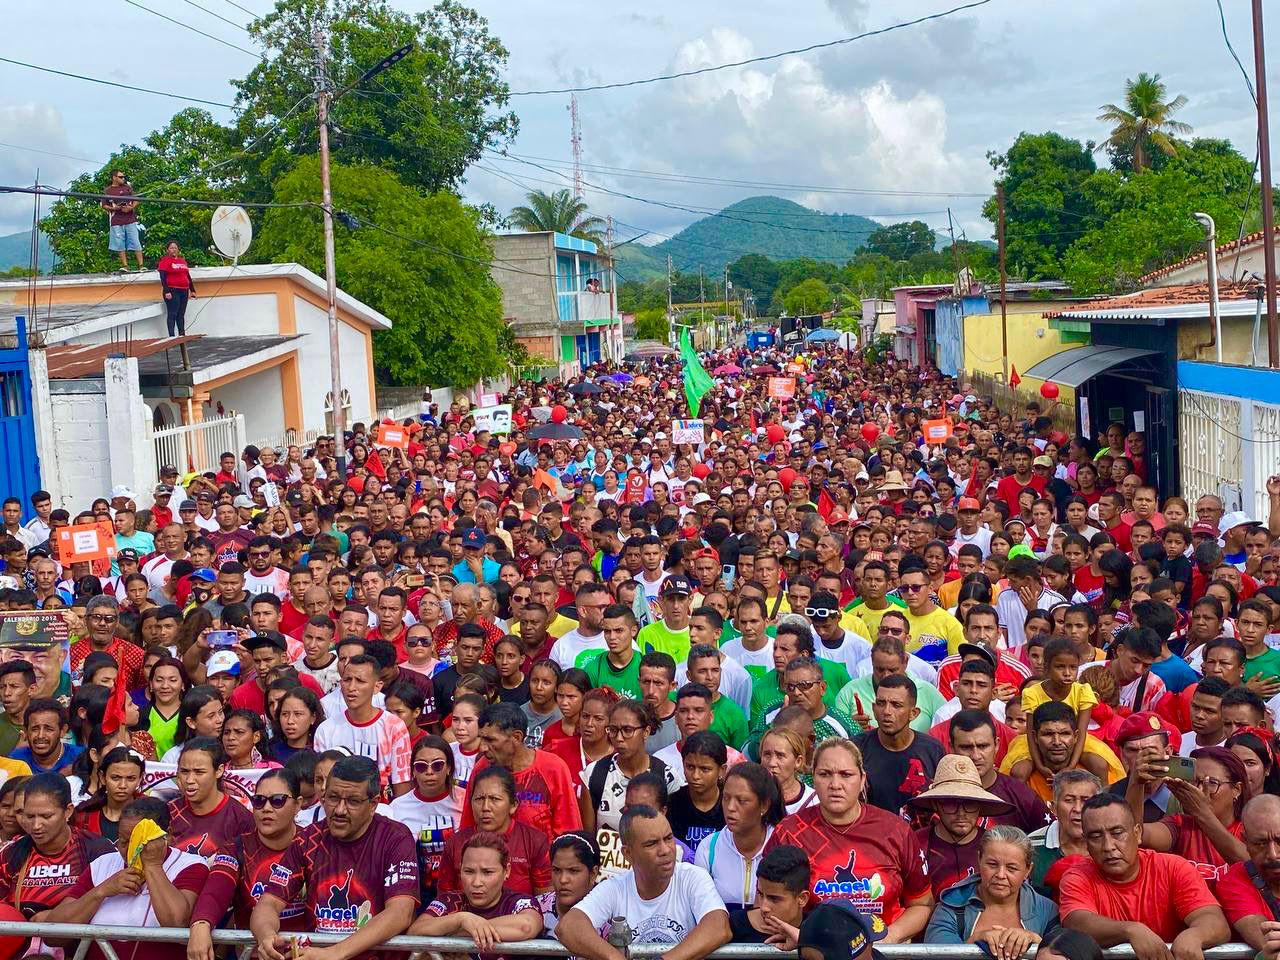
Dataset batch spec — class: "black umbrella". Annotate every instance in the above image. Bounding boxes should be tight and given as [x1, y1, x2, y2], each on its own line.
[569, 382, 604, 396]
[528, 422, 584, 441]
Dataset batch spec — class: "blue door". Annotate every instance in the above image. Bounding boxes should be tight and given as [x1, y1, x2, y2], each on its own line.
[0, 318, 42, 520]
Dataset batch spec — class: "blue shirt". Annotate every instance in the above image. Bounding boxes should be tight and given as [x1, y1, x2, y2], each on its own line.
[451, 556, 501, 585]
[11, 742, 83, 775]
[1151, 653, 1200, 694]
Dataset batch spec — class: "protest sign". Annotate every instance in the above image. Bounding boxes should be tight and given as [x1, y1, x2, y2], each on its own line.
[375, 423, 409, 449]
[922, 418, 953, 443]
[55, 520, 115, 564]
[472, 404, 513, 435]
[767, 377, 796, 400]
[671, 419, 704, 445]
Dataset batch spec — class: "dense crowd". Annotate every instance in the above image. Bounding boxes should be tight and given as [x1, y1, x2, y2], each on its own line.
[0, 341, 1279, 960]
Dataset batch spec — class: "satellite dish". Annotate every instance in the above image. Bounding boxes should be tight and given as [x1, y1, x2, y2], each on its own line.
[211, 206, 253, 262]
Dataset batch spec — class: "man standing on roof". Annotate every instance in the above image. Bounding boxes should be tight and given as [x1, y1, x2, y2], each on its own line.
[101, 169, 144, 273]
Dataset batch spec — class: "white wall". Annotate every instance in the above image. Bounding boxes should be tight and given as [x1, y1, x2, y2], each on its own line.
[71, 293, 281, 346]
[47, 382, 110, 509]
[209, 367, 284, 445]
[293, 295, 373, 430]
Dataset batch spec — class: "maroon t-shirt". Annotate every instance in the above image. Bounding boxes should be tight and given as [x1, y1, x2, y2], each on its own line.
[207, 529, 253, 568]
[168, 794, 255, 859]
[194, 832, 309, 930]
[915, 827, 981, 898]
[438, 822, 550, 896]
[424, 888, 537, 960]
[0, 830, 114, 917]
[266, 815, 419, 951]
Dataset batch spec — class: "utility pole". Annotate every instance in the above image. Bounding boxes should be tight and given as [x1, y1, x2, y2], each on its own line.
[997, 184, 1009, 383]
[1253, 0, 1279, 366]
[313, 27, 346, 473]
[606, 215, 615, 361]
[946, 207, 961, 291]
[666, 254, 674, 345]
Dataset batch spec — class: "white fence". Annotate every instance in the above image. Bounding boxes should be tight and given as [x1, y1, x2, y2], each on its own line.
[1179, 386, 1280, 519]
[151, 413, 246, 477]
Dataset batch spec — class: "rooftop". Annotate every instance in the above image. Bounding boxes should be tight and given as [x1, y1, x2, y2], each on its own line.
[1047, 280, 1272, 322]
[0, 301, 157, 333]
[46, 334, 301, 383]
[1138, 226, 1280, 285]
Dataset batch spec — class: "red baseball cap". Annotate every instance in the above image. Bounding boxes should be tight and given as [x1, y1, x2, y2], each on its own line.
[1115, 711, 1181, 753]
[957, 497, 982, 512]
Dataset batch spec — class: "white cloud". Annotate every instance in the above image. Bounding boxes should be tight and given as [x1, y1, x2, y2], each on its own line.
[0, 104, 93, 237]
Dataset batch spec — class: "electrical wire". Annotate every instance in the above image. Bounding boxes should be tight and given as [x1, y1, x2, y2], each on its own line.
[0, 184, 314, 211]
[0, 56, 234, 108]
[1215, 0, 1257, 103]
[121, 0, 262, 59]
[0, 141, 104, 167]
[509, 0, 996, 95]
[176, 0, 254, 33]
[217, 0, 261, 19]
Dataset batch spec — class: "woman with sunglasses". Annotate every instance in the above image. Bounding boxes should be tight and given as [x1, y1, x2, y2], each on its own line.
[389, 735, 464, 905]
[187, 769, 308, 960]
[578, 699, 677, 834]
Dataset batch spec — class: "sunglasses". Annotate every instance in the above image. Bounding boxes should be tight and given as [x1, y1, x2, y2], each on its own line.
[412, 759, 448, 775]
[804, 607, 838, 620]
[251, 793, 293, 810]
[785, 679, 822, 694]
[405, 637, 432, 648]
[899, 583, 927, 593]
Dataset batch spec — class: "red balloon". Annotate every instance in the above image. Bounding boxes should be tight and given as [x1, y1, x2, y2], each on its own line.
[765, 424, 785, 444]
[551, 404, 568, 423]
[1040, 381, 1060, 400]
[778, 467, 797, 491]
[692, 463, 710, 479]
[0, 903, 27, 960]
[860, 422, 880, 443]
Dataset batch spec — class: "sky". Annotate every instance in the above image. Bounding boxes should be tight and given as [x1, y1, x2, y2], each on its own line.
[0, 0, 1274, 249]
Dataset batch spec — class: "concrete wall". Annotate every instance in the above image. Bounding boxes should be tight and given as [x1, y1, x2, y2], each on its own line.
[490, 234, 556, 336]
[1148, 237, 1276, 286]
[1176, 313, 1271, 367]
[46, 380, 109, 510]
[210, 367, 285, 448]
[293, 295, 374, 429]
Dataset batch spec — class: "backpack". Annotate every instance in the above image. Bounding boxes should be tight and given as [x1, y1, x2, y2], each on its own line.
[588, 754, 670, 814]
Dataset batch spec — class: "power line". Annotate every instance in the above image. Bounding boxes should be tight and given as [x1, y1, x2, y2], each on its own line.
[508, 0, 996, 95]
[217, 0, 261, 19]
[0, 141, 104, 167]
[121, 0, 262, 59]
[177, 0, 254, 33]
[0, 56, 235, 108]
[1216, 0, 1257, 103]
[0, 183, 313, 211]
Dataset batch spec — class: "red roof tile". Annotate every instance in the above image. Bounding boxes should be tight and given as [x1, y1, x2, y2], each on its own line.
[1138, 227, 1280, 284]
[1044, 281, 1270, 319]
[46, 336, 199, 379]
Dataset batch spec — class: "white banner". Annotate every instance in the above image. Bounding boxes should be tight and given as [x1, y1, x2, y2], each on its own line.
[472, 404, 513, 435]
[142, 761, 271, 805]
[671, 419, 704, 445]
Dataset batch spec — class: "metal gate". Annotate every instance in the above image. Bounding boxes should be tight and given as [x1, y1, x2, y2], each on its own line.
[0, 317, 41, 520]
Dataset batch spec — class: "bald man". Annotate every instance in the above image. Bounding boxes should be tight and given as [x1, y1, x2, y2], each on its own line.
[1219, 794, 1280, 950]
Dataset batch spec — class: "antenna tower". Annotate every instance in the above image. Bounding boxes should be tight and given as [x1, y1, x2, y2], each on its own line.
[569, 94, 584, 200]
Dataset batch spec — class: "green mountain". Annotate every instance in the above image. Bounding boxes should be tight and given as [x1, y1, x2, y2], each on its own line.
[616, 196, 885, 281]
[0, 230, 52, 273]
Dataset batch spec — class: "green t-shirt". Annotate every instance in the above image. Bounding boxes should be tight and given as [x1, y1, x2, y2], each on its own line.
[146, 705, 181, 758]
[584, 649, 642, 699]
[832, 674, 945, 734]
[637, 621, 692, 665]
[748, 660, 851, 728]
[709, 695, 749, 750]
[1244, 646, 1280, 683]
[0, 714, 19, 756]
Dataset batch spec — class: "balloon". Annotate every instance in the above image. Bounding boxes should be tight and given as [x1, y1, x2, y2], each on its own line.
[766, 424, 785, 444]
[1040, 381, 1060, 400]
[692, 463, 710, 479]
[551, 404, 568, 423]
[778, 467, 797, 491]
[0, 903, 28, 960]
[860, 422, 880, 443]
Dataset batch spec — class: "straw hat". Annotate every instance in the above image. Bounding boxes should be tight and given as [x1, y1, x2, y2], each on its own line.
[878, 469, 909, 492]
[907, 755, 1013, 814]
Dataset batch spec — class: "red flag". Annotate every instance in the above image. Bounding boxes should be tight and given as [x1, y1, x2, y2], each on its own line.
[817, 487, 836, 521]
[1009, 364, 1021, 389]
[102, 662, 128, 736]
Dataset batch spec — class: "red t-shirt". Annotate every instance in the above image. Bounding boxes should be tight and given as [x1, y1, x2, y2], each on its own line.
[194, 832, 309, 929]
[935, 654, 1030, 698]
[1106, 520, 1134, 553]
[460, 751, 583, 843]
[1215, 860, 1276, 927]
[1075, 566, 1106, 607]
[157, 255, 192, 289]
[168, 793, 255, 859]
[438, 822, 550, 896]
[1059, 847, 1220, 942]
[266, 816, 420, 950]
[229, 672, 324, 719]
[996, 473, 1044, 513]
[766, 803, 930, 922]
[279, 600, 309, 637]
[0, 831, 114, 917]
[1161, 814, 1244, 884]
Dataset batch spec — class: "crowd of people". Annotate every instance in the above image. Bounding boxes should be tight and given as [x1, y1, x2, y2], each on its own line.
[0, 341, 1279, 960]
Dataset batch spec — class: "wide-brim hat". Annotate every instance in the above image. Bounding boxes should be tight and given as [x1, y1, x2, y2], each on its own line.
[878, 469, 909, 492]
[907, 755, 1012, 814]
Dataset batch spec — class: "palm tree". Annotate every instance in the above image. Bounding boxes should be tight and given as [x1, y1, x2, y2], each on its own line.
[1098, 72, 1193, 172]
[508, 189, 605, 244]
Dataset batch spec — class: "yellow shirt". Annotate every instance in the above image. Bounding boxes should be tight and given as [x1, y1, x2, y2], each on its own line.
[903, 606, 966, 663]
[0, 756, 30, 789]
[846, 602, 900, 638]
[512, 613, 578, 639]
[1000, 732, 1124, 801]
[1021, 680, 1099, 716]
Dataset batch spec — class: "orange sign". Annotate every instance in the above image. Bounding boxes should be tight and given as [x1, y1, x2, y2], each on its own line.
[375, 423, 409, 449]
[56, 520, 116, 564]
[767, 377, 796, 400]
[923, 418, 953, 443]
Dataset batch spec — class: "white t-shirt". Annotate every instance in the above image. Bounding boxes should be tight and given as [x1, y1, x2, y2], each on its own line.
[813, 630, 873, 679]
[451, 742, 481, 789]
[387, 786, 463, 852]
[294, 654, 341, 694]
[581, 755, 680, 831]
[784, 783, 817, 816]
[954, 527, 994, 558]
[313, 707, 412, 788]
[720, 637, 774, 676]
[574, 859, 727, 945]
[141, 553, 182, 592]
[245, 566, 291, 599]
[931, 696, 1007, 726]
[320, 685, 385, 719]
[85, 847, 207, 927]
[996, 587, 1066, 648]
[549, 628, 607, 670]
[694, 825, 774, 909]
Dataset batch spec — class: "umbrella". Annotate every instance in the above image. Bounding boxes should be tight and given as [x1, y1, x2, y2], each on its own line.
[625, 341, 678, 360]
[569, 382, 603, 396]
[805, 328, 839, 342]
[752, 365, 780, 376]
[530, 406, 552, 423]
[608, 373, 634, 383]
[713, 363, 742, 375]
[529, 422, 584, 441]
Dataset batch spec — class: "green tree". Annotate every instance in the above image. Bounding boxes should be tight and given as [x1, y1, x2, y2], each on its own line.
[727, 253, 781, 299]
[1098, 72, 1192, 173]
[235, 0, 517, 196]
[41, 109, 237, 273]
[783, 278, 832, 316]
[864, 220, 935, 259]
[257, 156, 504, 387]
[984, 132, 1099, 279]
[1062, 138, 1254, 294]
[507, 189, 605, 244]
[633, 307, 668, 341]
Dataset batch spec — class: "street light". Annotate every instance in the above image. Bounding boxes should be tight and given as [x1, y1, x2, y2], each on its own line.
[313, 37, 414, 474]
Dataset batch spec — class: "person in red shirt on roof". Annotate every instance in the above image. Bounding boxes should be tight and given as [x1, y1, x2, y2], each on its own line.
[157, 240, 196, 337]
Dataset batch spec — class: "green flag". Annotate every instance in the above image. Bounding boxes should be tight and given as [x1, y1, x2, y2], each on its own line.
[680, 327, 714, 416]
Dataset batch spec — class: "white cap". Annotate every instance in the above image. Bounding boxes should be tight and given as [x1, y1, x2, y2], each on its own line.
[233, 495, 255, 509]
[654, 432, 667, 440]
[110, 484, 136, 500]
[692, 493, 712, 505]
[206, 650, 241, 677]
[1220, 511, 1262, 535]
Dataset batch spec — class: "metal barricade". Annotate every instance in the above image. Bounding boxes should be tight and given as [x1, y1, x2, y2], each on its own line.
[0, 922, 1259, 960]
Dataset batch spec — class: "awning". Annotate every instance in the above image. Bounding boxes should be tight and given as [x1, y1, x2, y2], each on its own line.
[1022, 345, 1160, 388]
